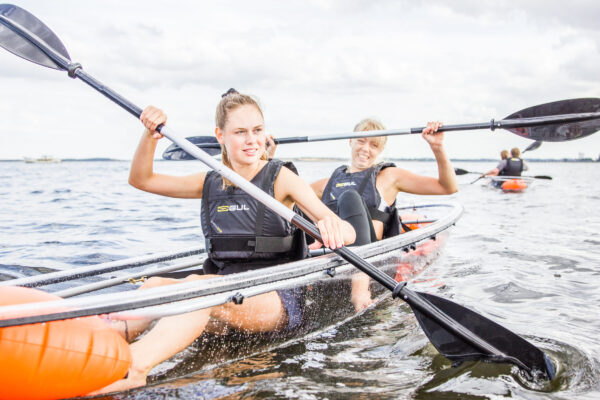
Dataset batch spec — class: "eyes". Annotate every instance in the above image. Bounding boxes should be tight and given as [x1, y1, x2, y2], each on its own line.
[234, 127, 263, 135]
[355, 138, 380, 150]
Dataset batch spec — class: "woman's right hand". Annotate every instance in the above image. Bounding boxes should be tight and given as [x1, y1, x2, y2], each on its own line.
[316, 215, 346, 250]
[140, 106, 167, 139]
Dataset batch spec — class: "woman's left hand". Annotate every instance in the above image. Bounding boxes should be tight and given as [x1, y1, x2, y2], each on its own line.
[265, 134, 277, 159]
[422, 121, 444, 149]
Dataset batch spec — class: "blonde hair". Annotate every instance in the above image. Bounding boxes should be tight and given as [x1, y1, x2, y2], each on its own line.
[500, 150, 509, 160]
[510, 147, 521, 158]
[353, 118, 387, 148]
[215, 88, 267, 188]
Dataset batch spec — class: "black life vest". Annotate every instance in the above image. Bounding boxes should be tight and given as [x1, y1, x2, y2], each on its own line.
[201, 159, 308, 273]
[499, 157, 524, 176]
[322, 162, 400, 239]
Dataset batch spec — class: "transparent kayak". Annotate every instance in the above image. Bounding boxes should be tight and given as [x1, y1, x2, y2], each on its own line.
[0, 202, 463, 392]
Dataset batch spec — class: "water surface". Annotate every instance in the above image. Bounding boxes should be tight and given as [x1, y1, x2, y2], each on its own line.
[1, 160, 599, 399]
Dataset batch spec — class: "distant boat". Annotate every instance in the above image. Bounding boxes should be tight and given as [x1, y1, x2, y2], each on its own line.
[23, 155, 62, 163]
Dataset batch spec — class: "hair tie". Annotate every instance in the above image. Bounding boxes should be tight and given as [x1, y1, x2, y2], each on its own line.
[221, 88, 238, 98]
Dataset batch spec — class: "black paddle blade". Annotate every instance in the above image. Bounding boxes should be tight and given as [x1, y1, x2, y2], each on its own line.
[505, 98, 600, 142]
[162, 136, 221, 160]
[454, 168, 470, 176]
[523, 140, 542, 153]
[0, 4, 70, 70]
[408, 291, 555, 380]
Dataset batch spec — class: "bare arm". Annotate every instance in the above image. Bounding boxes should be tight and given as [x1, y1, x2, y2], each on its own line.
[310, 178, 329, 199]
[429, 144, 458, 194]
[129, 106, 205, 199]
[485, 160, 505, 177]
[275, 167, 355, 249]
[393, 121, 457, 195]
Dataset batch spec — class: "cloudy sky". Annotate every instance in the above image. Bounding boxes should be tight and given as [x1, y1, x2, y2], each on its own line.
[1, 0, 599, 161]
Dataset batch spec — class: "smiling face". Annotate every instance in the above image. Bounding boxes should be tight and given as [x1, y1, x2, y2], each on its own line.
[216, 104, 266, 167]
[349, 137, 384, 171]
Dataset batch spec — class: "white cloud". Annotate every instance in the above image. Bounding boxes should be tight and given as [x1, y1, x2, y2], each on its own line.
[1, 0, 599, 161]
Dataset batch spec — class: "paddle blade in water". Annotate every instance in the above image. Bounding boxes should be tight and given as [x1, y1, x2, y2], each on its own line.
[0, 4, 70, 70]
[409, 291, 555, 380]
[504, 98, 600, 142]
[162, 136, 221, 160]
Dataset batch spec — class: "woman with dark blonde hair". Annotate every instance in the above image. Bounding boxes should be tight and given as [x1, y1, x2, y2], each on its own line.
[95, 89, 355, 394]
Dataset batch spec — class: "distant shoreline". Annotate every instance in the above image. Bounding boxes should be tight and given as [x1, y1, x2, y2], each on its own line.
[1, 157, 598, 163]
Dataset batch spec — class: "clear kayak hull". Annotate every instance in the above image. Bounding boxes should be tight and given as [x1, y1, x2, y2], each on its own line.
[0, 202, 463, 395]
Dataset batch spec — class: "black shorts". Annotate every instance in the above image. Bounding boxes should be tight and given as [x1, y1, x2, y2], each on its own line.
[277, 287, 304, 332]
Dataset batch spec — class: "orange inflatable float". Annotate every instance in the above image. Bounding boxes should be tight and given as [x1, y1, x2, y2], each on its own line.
[399, 213, 431, 233]
[0, 286, 131, 400]
[501, 179, 528, 192]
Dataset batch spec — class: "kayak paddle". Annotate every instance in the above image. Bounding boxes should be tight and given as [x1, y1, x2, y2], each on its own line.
[454, 168, 552, 181]
[469, 174, 487, 185]
[162, 99, 600, 160]
[0, 3, 556, 381]
[523, 140, 542, 153]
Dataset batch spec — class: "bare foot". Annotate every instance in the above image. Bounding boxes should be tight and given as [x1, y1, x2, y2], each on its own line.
[351, 293, 375, 312]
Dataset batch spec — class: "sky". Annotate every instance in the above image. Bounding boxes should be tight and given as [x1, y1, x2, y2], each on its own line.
[1, 0, 599, 161]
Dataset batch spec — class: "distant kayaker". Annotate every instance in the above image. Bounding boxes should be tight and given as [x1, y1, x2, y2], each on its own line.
[280, 118, 457, 311]
[484, 147, 529, 177]
[95, 89, 356, 394]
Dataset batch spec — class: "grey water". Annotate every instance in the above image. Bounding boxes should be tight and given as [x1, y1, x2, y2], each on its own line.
[1, 160, 599, 399]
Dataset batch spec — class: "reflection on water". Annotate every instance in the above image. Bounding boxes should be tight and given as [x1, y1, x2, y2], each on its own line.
[1, 160, 600, 399]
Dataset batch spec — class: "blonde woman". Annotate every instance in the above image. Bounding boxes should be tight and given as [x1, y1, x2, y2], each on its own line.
[311, 118, 457, 245]
[96, 89, 355, 394]
[301, 118, 457, 311]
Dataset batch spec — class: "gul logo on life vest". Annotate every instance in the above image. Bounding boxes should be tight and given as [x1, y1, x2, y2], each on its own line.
[217, 204, 250, 212]
[335, 181, 357, 188]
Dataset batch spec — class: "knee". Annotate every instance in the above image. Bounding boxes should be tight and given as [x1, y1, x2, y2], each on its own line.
[338, 190, 362, 207]
[337, 190, 366, 219]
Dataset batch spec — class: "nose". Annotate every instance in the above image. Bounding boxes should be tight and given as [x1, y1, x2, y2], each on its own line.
[244, 131, 257, 144]
[358, 141, 370, 152]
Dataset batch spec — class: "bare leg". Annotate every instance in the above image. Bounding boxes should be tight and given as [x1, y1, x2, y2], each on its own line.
[108, 276, 183, 341]
[91, 274, 287, 395]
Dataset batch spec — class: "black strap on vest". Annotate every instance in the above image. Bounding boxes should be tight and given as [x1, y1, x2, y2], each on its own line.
[367, 163, 395, 224]
[208, 236, 295, 253]
[357, 171, 372, 195]
[369, 208, 392, 224]
[398, 215, 413, 232]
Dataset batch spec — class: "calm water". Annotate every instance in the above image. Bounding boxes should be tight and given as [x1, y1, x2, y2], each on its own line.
[1, 160, 599, 399]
